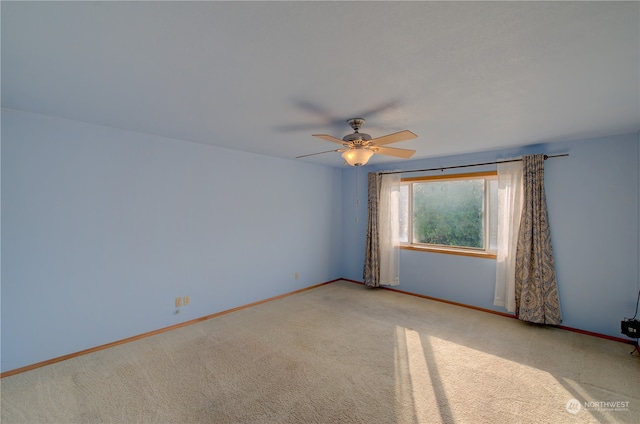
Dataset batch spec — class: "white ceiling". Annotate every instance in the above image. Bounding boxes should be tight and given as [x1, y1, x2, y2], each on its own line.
[2, 1, 639, 167]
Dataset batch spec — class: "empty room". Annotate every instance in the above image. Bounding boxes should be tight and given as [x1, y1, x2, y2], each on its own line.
[1, 1, 639, 423]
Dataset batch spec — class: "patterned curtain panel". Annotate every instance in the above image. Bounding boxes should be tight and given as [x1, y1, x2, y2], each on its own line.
[515, 154, 562, 324]
[363, 172, 381, 287]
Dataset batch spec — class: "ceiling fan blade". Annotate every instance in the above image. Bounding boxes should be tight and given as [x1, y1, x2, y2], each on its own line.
[312, 134, 346, 145]
[372, 146, 416, 159]
[352, 100, 401, 121]
[295, 149, 342, 159]
[275, 123, 329, 132]
[370, 130, 417, 146]
[293, 100, 399, 132]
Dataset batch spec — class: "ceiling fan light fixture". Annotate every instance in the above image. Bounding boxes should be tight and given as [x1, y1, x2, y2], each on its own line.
[342, 149, 374, 167]
[305, 118, 417, 165]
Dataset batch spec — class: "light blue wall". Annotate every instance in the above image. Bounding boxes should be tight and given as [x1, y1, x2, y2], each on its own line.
[2, 107, 638, 373]
[340, 133, 640, 339]
[1, 109, 342, 372]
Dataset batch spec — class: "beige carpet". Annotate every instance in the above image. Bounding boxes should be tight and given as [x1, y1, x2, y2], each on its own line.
[1, 280, 639, 423]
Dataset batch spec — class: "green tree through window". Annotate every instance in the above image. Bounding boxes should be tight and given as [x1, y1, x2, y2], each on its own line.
[413, 180, 484, 248]
[400, 173, 497, 255]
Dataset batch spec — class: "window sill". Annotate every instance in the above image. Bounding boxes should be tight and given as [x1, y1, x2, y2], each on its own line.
[400, 245, 497, 260]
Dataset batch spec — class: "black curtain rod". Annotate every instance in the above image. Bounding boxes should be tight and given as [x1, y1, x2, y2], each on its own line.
[378, 153, 569, 175]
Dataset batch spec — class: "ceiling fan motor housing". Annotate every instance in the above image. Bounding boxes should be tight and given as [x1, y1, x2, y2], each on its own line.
[344, 118, 371, 144]
[342, 132, 372, 143]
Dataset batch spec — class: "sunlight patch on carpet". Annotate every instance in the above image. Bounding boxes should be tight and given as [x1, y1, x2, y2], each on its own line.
[394, 326, 456, 424]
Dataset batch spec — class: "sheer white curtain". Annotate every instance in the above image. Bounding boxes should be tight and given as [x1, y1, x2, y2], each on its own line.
[378, 173, 401, 286]
[494, 161, 524, 312]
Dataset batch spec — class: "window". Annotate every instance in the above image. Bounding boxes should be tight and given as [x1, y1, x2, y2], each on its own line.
[399, 172, 497, 258]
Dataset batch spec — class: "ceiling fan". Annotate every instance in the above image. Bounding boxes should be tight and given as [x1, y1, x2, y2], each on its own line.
[296, 118, 417, 166]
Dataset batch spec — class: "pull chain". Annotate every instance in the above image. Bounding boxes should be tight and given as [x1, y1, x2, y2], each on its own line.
[355, 167, 360, 223]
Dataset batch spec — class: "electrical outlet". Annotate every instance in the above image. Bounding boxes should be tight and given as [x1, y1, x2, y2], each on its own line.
[184, 296, 190, 305]
[175, 297, 182, 308]
[294, 272, 299, 280]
